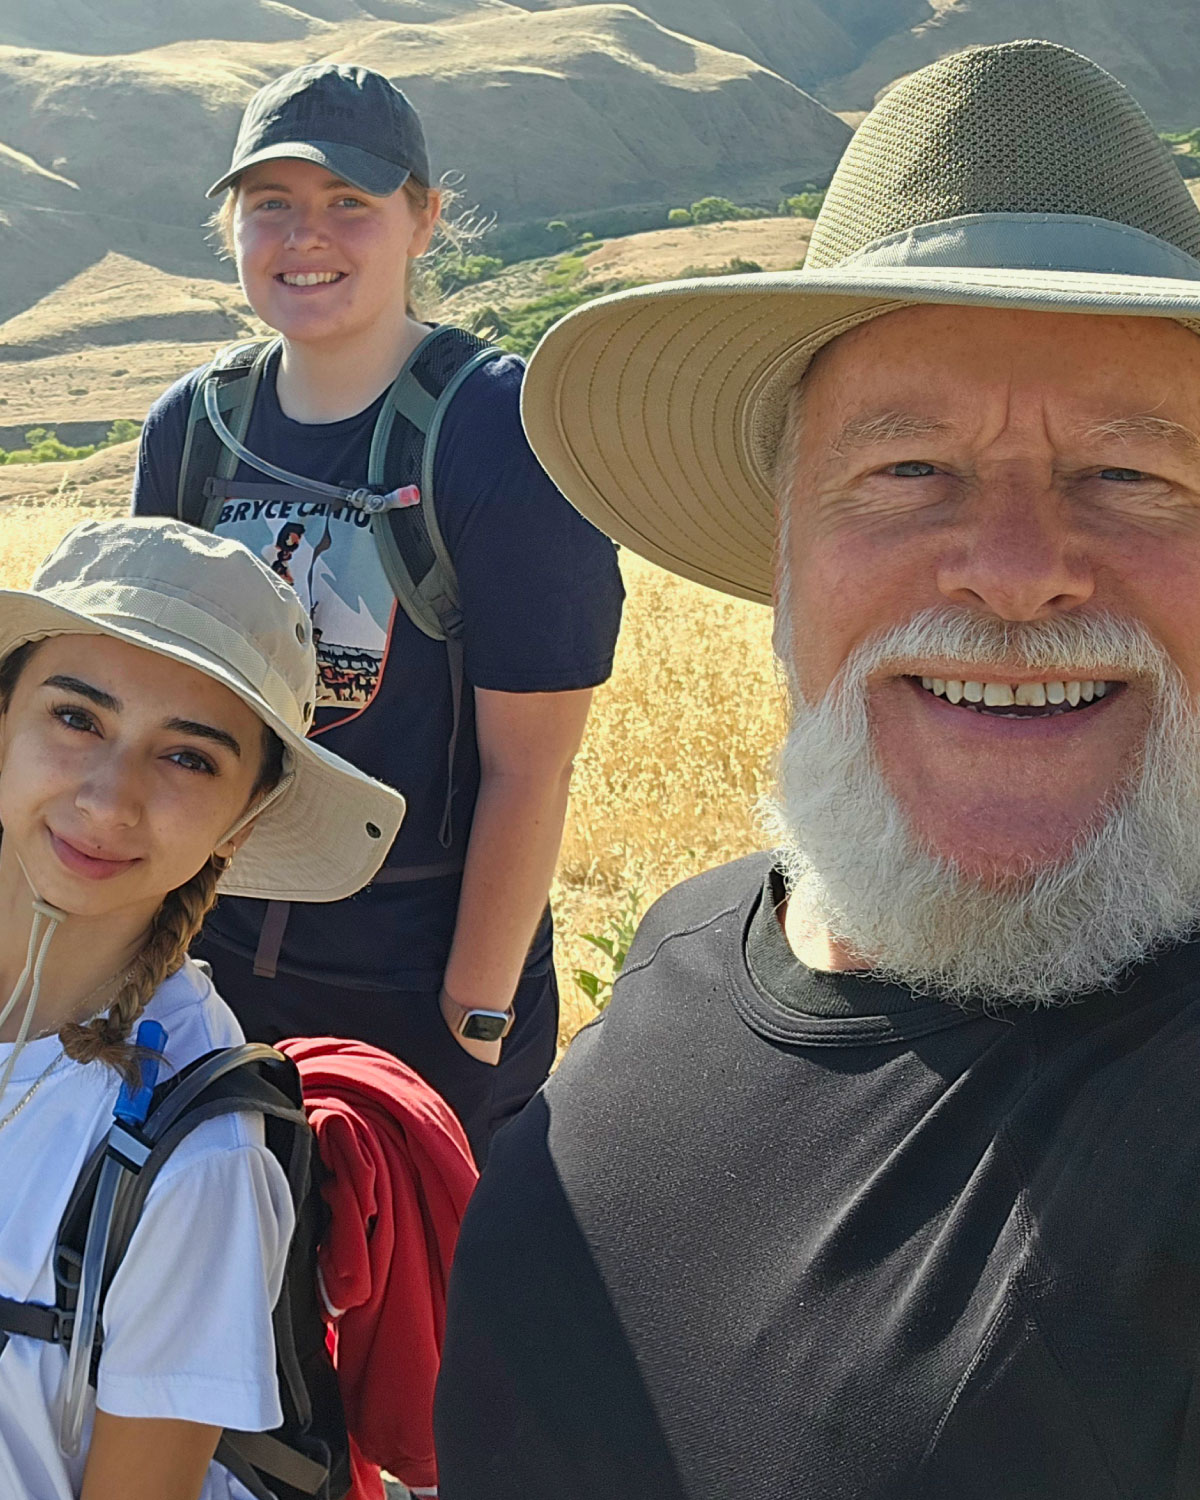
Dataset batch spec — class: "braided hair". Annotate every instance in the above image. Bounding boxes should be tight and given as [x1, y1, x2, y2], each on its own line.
[58, 853, 227, 1084]
[0, 638, 286, 1085]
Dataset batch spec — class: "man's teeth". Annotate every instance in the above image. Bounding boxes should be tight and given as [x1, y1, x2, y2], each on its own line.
[281, 271, 342, 286]
[919, 676, 1109, 707]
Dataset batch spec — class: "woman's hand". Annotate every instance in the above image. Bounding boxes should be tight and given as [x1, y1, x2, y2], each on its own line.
[439, 987, 504, 1067]
[82, 1410, 221, 1500]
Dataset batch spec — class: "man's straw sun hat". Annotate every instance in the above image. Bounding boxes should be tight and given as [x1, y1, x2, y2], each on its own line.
[521, 40, 1200, 605]
[0, 518, 405, 902]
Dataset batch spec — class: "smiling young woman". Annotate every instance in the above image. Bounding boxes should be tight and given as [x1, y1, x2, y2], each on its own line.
[0, 518, 403, 1500]
[132, 63, 624, 1165]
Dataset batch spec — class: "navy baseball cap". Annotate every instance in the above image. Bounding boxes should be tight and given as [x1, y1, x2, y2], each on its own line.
[206, 62, 430, 198]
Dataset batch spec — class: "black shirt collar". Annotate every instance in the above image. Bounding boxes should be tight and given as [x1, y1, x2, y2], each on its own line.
[735, 862, 1200, 1049]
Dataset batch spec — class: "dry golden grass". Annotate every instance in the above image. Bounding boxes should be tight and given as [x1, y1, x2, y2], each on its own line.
[0, 495, 785, 1048]
[551, 554, 786, 1044]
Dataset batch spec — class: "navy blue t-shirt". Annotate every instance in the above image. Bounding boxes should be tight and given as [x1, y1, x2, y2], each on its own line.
[133, 342, 624, 988]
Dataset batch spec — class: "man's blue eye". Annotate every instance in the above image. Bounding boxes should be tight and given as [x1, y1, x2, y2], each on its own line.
[1099, 467, 1146, 482]
[891, 461, 936, 478]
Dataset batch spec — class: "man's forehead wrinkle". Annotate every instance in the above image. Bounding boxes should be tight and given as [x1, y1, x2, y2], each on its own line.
[831, 410, 953, 457]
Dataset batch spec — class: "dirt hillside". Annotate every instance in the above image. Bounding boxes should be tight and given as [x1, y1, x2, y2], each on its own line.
[0, 6, 851, 322]
[818, 0, 1200, 124]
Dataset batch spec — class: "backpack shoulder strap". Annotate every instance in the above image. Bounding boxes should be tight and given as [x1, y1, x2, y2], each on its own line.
[55, 1045, 344, 1500]
[367, 326, 504, 643]
[52, 1046, 309, 1362]
[177, 338, 279, 527]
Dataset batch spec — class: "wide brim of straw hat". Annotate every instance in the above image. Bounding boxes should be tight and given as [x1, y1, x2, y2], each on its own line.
[521, 256, 1200, 607]
[0, 590, 405, 903]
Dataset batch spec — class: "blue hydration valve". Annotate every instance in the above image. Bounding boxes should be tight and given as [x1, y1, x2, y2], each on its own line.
[113, 1019, 167, 1125]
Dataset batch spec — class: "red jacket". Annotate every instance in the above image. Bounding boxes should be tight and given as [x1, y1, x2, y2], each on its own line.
[278, 1038, 478, 1496]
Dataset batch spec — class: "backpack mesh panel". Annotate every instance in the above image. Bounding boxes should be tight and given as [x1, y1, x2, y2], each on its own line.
[418, 327, 490, 388]
[807, 40, 1200, 269]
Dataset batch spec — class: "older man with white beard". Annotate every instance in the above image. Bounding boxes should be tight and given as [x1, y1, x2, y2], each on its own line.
[436, 41, 1200, 1500]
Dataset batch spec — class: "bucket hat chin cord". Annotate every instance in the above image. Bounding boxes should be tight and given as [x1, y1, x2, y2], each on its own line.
[0, 851, 67, 1098]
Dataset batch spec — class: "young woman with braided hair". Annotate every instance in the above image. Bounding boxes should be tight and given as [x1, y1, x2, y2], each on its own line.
[0, 518, 403, 1500]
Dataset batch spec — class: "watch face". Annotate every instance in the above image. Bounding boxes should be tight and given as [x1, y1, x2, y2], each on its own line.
[460, 1009, 511, 1043]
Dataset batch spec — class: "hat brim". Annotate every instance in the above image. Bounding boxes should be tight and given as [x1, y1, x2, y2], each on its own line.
[0, 593, 405, 903]
[206, 140, 414, 199]
[521, 262, 1200, 605]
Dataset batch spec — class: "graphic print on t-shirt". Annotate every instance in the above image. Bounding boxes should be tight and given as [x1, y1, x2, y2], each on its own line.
[215, 496, 395, 710]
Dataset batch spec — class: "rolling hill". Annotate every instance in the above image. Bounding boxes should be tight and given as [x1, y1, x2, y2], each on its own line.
[0, 5, 852, 321]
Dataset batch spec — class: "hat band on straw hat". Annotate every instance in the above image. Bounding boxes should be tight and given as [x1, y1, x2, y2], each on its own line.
[843, 213, 1200, 279]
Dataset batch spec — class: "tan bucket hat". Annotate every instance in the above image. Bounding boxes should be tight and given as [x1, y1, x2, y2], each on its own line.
[0, 517, 405, 902]
[521, 40, 1200, 604]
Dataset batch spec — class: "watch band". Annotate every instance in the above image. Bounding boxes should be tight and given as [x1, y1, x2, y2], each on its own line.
[442, 991, 515, 1043]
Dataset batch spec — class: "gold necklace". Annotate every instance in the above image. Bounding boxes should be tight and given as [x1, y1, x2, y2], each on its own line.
[29, 962, 137, 1043]
[0, 1047, 65, 1134]
[0, 961, 136, 1137]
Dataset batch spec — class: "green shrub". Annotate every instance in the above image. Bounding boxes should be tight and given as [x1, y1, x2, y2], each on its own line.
[688, 196, 757, 224]
[780, 190, 826, 218]
[105, 418, 141, 446]
[1161, 128, 1200, 154]
[544, 253, 587, 288]
[436, 253, 504, 296]
[476, 277, 642, 357]
[0, 418, 143, 466]
[667, 206, 693, 226]
[574, 887, 643, 1011]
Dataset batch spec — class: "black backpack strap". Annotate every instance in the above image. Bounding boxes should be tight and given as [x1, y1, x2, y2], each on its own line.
[177, 338, 278, 526]
[369, 327, 504, 851]
[367, 326, 503, 645]
[0, 1297, 69, 1350]
[2, 1045, 347, 1499]
[48, 1046, 307, 1368]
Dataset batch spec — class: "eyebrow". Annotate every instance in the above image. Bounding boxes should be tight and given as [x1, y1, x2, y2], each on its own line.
[832, 410, 953, 455]
[43, 674, 119, 711]
[42, 675, 242, 757]
[1082, 413, 1200, 457]
[163, 718, 243, 756]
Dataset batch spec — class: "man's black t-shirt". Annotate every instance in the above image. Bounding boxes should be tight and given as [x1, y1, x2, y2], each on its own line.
[436, 854, 1200, 1499]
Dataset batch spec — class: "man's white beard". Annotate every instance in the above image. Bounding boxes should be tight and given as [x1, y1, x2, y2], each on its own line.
[765, 608, 1200, 1004]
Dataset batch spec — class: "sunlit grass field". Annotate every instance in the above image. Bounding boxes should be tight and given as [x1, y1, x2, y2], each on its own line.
[0, 487, 786, 1046]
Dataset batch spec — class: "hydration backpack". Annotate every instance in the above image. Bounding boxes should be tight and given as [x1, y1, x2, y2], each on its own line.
[175, 325, 502, 653]
[0, 1038, 350, 1500]
[174, 326, 505, 977]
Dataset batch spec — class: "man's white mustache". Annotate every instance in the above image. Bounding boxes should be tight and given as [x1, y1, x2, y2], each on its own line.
[810, 606, 1175, 718]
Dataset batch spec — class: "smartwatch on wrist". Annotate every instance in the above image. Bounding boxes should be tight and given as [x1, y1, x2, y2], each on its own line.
[443, 992, 516, 1044]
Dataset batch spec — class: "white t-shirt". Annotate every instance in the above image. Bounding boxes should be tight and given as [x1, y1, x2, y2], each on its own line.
[0, 958, 295, 1500]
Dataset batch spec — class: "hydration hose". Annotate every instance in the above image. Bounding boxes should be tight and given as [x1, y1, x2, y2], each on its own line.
[203, 379, 416, 514]
[59, 1017, 167, 1456]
